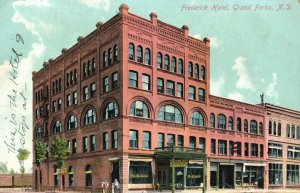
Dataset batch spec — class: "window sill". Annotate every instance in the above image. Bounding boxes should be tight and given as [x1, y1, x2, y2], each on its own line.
[157, 92, 184, 100]
[157, 68, 185, 78]
[100, 60, 120, 72]
[188, 77, 206, 83]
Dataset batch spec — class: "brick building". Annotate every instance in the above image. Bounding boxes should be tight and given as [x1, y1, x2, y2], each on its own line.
[32, 4, 280, 192]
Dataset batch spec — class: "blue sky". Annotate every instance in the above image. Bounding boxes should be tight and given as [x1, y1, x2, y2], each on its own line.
[0, 0, 299, 171]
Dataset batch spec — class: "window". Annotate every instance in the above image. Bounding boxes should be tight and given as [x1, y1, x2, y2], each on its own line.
[68, 166, 74, 187]
[269, 163, 283, 185]
[273, 121, 277, 135]
[297, 126, 300, 139]
[166, 80, 175, 96]
[67, 115, 77, 130]
[144, 48, 150, 65]
[129, 130, 138, 148]
[52, 120, 61, 134]
[198, 88, 205, 102]
[129, 161, 152, 184]
[129, 100, 149, 118]
[35, 128, 43, 139]
[66, 73, 69, 86]
[83, 136, 88, 152]
[195, 64, 199, 79]
[189, 136, 196, 149]
[72, 91, 77, 105]
[268, 143, 283, 158]
[83, 86, 89, 100]
[103, 77, 109, 93]
[188, 86, 195, 100]
[199, 138, 205, 154]
[260, 144, 264, 157]
[189, 111, 204, 126]
[57, 98, 62, 110]
[288, 146, 300, 160]
[157, 133, 164, 148]
[103, 132, 108, 150]
[171, 57, 176, 72]
[90, 135, 95, 152]
[218, 140, 227, 155]
[157, 78, 164, 94]
[167, 134, 175, 147]
[250, 120, 257, 134]
[237, 142, 242, 156]
[200, 65, 205, 80]
[129, 43, 135, 60]
[164, 54, 170, 71]
[211, 139, 216, 154]
[268, 120, 272, 134]
[113, 44, 118, 62]
[87, 61, 91, 76]
[84, 109, 96, 125]
[104, 102, 118, 120]
[244, 119, 248, 133]
[287, 124, 291, 137]
[108, 48, 112, 65]
[278, 122, 282, 136]
[72, 139, 77, 154]
[228, 116, 233, 131]
[103, 51, 107, 68]
[90, 82, 96, 97]
[112, 130, 117, 149]
[292, 125, 296, 138]
[177, 135, 184, 148]
[137, 46, 143, 63]
[259, 122, 263, 135]
[157, 105, 183, 123]
[129, 71, 138, 88]
[245, 143, 249, 156]
[157, 52, 162, 69]
[229, 141, 234, 156]
[52, 100, 57, 112]
[251, 143, 258, 157]
[85, 165, 92, 187]
[188, 62, 193, 77]
[210, 113, 215, 128]
[178, 59, 183, 74]
[287, 164, 299, 185]
[66, 94, 71, 107]
[92, 58, 96, 73]
[217, 114, 226, 130]
[177, 83, 183, 98]
[112, 72, 118, 89]
[142, 74, 150, 90]
[54, 168, 59, 187]
[143, 131, 151, 149]
[237, 118, 241, 131]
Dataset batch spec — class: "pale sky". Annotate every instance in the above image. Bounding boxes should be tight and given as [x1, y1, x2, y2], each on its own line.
[0, 0, 299, 172]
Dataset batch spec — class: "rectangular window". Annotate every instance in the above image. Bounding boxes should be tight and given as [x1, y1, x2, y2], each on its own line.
[189, 86, 195, 100]
[218, 140, 227, 155]
[177, 83, 183, 98]
[72, 139, 77, 154]
[268, 143, 283, 158]
[287, 164, 300, 185]
[90, 82, 96, 97]
[83, 86, 89, 100]
[66, 73, 69, 86]
[211, 139, 216, 154]
[52, 100, 57, 113]
[260, 144, 264, 157]
[287, 146, 300, 160]
[166, 80, 174, 96]
[103, 132, 108, 150]
[177, 135, 184, 148]
[143, 131, 151, 149]
[67, 94, 71, 107]
[269, 163, 283, 185]
[198, 88, 205, 102]
[70, 71, 73, 85]
[167, 134, 175, 148]
[157, 78, 164, 94]
[189, 136, 196, 149]
[57, 98, 62, 111]
[229, 141, 234, 156]
[112, 130, 118, 149]
[83, 136, 88, 153]
[90, 135, 95, 152]
[236, 142, 242, 156]
[129, 71, 138, 88]
[245, 142, 249, 156]
[83, 63, 87, 78]
[251, 143, 258, 157]
[157, 133, 164, 149]
[142, 74, 150, 91]
[74, 69, 77, 83]
[103, 77, 109, 93]
[129, 161, 152, 184]
[72, 91, 77, 105]
[129, 130, 138, 149]
[112, 72, 118, 89]
[199, 138, 205, 154]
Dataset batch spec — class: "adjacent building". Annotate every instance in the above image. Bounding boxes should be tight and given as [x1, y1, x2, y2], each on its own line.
[32, 4, 299, 193]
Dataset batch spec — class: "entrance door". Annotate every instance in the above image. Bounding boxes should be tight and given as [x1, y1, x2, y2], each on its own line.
[157, 169, 167, 190]
[219, 165, 234, 189]
[62, 175, 65, 189]
[111, 161, 120, 182]
[257, 167, 264, 189]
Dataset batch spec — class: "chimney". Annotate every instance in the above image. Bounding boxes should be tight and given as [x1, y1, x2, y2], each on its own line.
[182, 25, 189, 37]
[150, 12, 157, 25]
[119, 4, 129, 15]
[203, 37, 210, 46]
[61, 48, 67, 54]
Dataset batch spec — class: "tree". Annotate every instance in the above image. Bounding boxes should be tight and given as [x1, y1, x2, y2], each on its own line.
[50, 136, 70, 191]
[34, 141, 48, 191]
[17, 148, 30, 177]
[0, 162, 8, 174]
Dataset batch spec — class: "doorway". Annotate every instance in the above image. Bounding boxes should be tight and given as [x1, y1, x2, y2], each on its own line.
[111, 161, 120, 182]
[62, 175, 65, 189]
[257, 167, 264, 189]
[219, 165, 234, 189]
[157, 169, 168, 190]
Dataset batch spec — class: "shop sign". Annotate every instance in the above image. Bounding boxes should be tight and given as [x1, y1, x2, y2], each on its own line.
[130, 174, 149, 178]
[58, 168, 68, 174]
[170, 160, 188, 167]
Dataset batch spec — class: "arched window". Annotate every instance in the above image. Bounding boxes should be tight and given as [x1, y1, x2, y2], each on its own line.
[102, 51, 107, 68]
[67, 115, 78, 130]
[144, 48, 151, 65]
[164, 54, 170, 71]
[244, 119, 248, 133]
[171, 57, 177, 73]
[52, 120, 61, 134]
[54, 167, 59, 187]
[68, 166, 74, 187]
[210, 113, 215, 128]
[195, 64, 199, 79]
[178, 59, 184, 74]
[84, 109, 96, 125]
[157, 52, 162, 69]
[137, 45, 143, 63]
[92, 57, 96, 73]
[129, 101, 149, 118]
[157, 105, 182, 123]
[292, 125, 296, 138]
[104, 102, 118, 120]
[85, 164, 92, 187]
[297, 126, 300, 139]
[250, 120, 258, 134]
[108, 48, 112, 65]
[188, 62, 193, 77]
[259, 122, 263, 135]
[128, 43, 135, 61]
[278, 122, 282, 136]
[268, 120, 272, 134]
[236, 117, 241, 131]
[189, 111, 204, 126]
[228, 116, 233, 130]
[217, 114, 226, 130]
[36, 127, 43, 139]
[200, 65, 205, 80]
[273, 121, 277, 135]
[287, 124, 291, 137]
[113, 44, 118, 62]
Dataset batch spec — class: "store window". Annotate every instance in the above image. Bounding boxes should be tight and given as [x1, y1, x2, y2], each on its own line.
[269, 163, 283, 185]
[287, 164, 300, 185]
[268, 143, 282, 158]
[129, 161, 152, 184]
[210, 162, 218, 187]
[85, 164, 93, 187]
[68, 166, 74, 187]
[186, 163, 203, 187]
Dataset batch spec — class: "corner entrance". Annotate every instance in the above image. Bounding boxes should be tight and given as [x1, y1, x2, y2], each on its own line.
[219, 164, 234, 189]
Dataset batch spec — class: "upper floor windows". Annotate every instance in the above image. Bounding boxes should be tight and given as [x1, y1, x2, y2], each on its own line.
[286, 124, 300, 139]
[52, 120, 62, 134]
[144, 48, 151, 65]
[36, 127, 43, 139]
[129, 71, 138, 88]
[108, 48, 112, 65]
[178, 59, 184, 75]
[66, 69, 77, 87]
[164, 54, 170, 71]
[189, 111, 204, 126]
[166, 80, 175, 96]
[83, 57, 96, 78]
[104, 102, 118, 120]
[67, 115, 78, 130]
[217, 114, 226, 130]
[244, 119, 248, 132]
[210, 113, 215, 128]
[128, 43, 152, 65]
[195, 64, 199, 79]
[157, 105, 182, 123]
[142, 74, 150, 91]
[157, 52, 162, 69]
[228, 116, 233, 131]
[112, 72, 118, 89]
[188, 62, 193, 77]
[84, 109, 96, 125]
[200, 65, 205, 80]
[250, 120, 258, 134]
[103, 44, 118, 69]
[188, 86, 196, 100]
[113, 45, 118, 62]
[137, 46, 143, 63]
[171, 57, 177, 73]
[129, 101, 149, 118]
[129, 43, 135, 61]
[103, 51, 107, 68]
[52, 78, 62, 95]
[198, 88, 205, 102]
[236, 117, 242, 131]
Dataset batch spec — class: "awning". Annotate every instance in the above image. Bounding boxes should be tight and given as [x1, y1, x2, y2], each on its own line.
[129, 158, 153, 162]
[244, 163, 266, 167]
